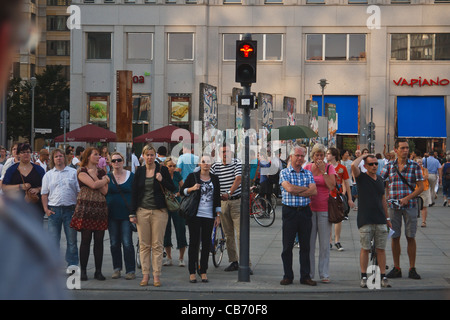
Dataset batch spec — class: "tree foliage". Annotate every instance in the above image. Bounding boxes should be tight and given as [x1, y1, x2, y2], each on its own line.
[7, 65, 70, 142]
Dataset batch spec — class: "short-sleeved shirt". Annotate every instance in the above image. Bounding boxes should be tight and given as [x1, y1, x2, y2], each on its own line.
[303, 163, 336, 212]
[176, 153, 199, 181]
[380, 159, 424, 209]
[210, 158, 242, 196]
[355, 172, 386, 229]
[330, 163, 349, 197]
[279, 165, 315, 207]
[41, 166, 80, 206]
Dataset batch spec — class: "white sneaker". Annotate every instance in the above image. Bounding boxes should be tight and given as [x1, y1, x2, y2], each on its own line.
[178, 259, 185, 267]
[163, 258, 173, 266]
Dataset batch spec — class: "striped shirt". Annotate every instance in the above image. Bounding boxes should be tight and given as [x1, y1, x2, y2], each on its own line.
[279, 165, 315, 207]
[380, 158, 423, 209]
[210, 158, 242, 196]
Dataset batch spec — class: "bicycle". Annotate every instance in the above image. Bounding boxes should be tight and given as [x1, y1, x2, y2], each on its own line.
[211, 222, 226, 267]
[366, 235, 389, 289]
[250, 185, 275, 227]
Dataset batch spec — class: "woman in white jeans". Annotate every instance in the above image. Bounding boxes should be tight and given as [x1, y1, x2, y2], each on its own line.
[304, 144, 336, 283]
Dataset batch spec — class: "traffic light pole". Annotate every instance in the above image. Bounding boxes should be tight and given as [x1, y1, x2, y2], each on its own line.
[235, 33, 255, 282]
[239, 83, 251, 282]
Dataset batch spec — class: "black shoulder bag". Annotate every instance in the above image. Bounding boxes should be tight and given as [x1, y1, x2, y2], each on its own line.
[110, 173, 137, 232]
[179, 173, 200, 221]
[393, 166, 422, 216]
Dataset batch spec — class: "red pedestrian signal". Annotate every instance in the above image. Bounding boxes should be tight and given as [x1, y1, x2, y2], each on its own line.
[236, 40, 257, 85]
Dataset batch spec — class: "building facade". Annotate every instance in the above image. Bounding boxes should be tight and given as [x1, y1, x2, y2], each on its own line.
[70, 0, 450, 154]
[12, 0, 71, 80]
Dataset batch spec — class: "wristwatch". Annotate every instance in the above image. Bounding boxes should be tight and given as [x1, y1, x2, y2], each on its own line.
[323, 172, 328, 175]
[227, 190, 231, 196]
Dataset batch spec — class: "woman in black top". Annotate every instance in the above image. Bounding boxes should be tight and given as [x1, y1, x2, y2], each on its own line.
[181, 155, 221, 283]
[130, 145, 175, 287]
[2, 143, 45, 218]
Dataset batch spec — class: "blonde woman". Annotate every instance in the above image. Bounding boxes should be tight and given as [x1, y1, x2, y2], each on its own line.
[130, 145, 175, 287]
[304, 143, 336, 283]
[106, 152, 136, 279]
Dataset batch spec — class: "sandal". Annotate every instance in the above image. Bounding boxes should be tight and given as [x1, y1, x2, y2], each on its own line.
[421, 221, 426, 228]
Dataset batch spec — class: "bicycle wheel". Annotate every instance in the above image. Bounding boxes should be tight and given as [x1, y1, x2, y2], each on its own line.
[367, 239, 380, 289]
[212, 224, 226, 267]
[271, 193, 278, 209]
[136, 239, 141, 269]
[252, 197, 275, 227]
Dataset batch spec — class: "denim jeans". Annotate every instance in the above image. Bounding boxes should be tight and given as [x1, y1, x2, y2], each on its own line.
[48, 205, 78, 266]
[108, 219, 135, 274]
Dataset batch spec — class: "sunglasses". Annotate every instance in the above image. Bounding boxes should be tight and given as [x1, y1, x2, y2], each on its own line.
[366, 162, 378, 166]
[111, 158, 123, 163]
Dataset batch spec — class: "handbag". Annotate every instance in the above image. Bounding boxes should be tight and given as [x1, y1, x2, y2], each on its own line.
[110, 172, 137, 232]
[160, 183, 181, 212]
[326, 165, 346, 224]
[179, 174, 200, 220]
[19, 170, 40, 204]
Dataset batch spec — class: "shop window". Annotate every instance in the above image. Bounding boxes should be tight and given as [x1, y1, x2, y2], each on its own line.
[435, 34, 450, 60]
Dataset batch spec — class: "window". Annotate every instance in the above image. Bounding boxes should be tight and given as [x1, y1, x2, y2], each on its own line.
[87, 33, 111, 59]
[168, 33, 194, 61]
[306, 0, 325, 3]
[391, 34, 407, 60]
[347, 0, 367, 3]
[47, 16, 69, 31]
[306, 34, 366, 61]
[127, 33, 153, 60]
[391, 0, 410, 3]
[325, 34, 346, 60]
[410, 34, 432, 60]
[47, 40, 70, 56]
[223, 0, 241, 4]
[223, 33, 283, 61]
[47, 0, 71, 5]
[391, 33, 450, 61]
[435, 34, 450, 60]
[265, 0, 283, 3]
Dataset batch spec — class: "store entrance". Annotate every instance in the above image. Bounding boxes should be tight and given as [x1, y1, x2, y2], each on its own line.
[408, 138, 446, 158]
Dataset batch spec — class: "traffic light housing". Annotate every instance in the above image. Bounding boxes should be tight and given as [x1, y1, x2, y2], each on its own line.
[235, 40, 257, 85]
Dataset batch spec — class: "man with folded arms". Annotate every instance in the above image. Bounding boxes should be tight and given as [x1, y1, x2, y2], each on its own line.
[279, 146, 317, 286]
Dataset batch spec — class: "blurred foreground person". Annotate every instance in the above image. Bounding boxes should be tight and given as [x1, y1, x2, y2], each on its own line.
[0, 196, 69, 299]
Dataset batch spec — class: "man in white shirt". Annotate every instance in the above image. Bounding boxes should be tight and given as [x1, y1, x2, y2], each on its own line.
[41, 148, 80, 267]
[131, 147, 140, 173]
[35, 149, 49, 172]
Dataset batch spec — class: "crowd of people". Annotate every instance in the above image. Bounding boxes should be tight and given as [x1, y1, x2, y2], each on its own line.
[0, 139, 449, 290]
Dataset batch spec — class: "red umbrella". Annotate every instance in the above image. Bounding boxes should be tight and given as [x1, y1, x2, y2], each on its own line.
[133, 125, 197, 143]
[54, 124, 117, 143]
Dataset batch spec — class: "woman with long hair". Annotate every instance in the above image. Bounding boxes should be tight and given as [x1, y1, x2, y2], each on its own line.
[162, 157, 187, 267]
[70, 147, 110, 281]
[130, 145, 175, 287]
[181, 154, 221, 283]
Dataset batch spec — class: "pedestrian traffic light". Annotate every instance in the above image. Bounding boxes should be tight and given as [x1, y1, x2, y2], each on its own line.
[235, 40, 257, 85]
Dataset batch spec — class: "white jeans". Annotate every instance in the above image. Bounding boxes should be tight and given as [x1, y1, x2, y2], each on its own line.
[309, 211, 332, 280]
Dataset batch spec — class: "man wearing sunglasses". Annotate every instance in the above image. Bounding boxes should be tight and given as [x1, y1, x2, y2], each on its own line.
[352, 154, 392, 288]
